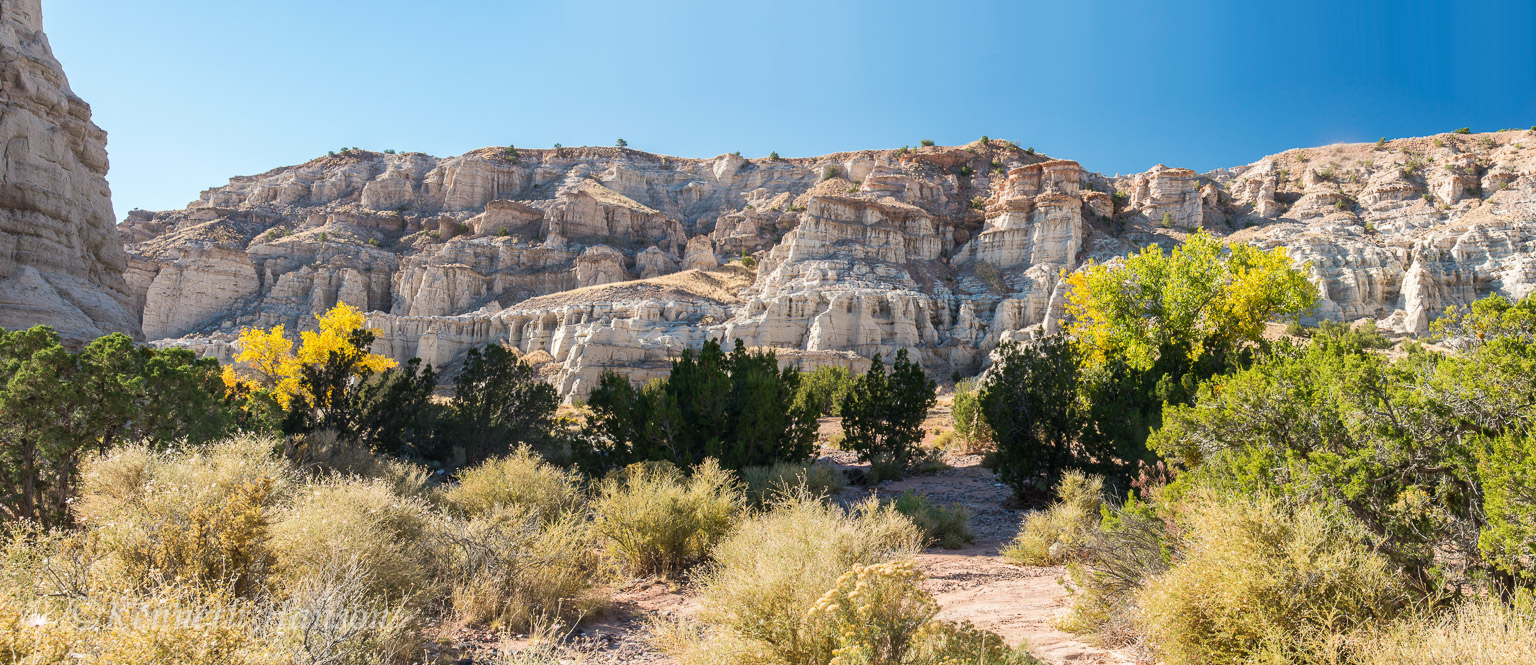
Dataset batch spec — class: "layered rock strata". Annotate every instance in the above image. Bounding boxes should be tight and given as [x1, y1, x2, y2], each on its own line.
[129, 132, 1536, 398]
[0, 0, 138, 344]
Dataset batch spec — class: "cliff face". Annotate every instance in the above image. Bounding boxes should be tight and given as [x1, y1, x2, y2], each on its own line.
[0, 0, 138, 344]
[126, 130, 1536, 399]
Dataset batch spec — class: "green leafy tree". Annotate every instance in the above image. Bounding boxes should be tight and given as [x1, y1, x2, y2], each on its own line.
[796, 365, 853, 417]
[1066, 230, 1317, 376]
[0, 327, 233, 526]
[442, 345, 559, 466]
[840, 349, 937, 473]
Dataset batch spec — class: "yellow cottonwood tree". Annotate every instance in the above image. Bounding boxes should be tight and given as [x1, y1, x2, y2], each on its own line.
[223, 303, 395, 408]
[1065, 231, 1317, 372]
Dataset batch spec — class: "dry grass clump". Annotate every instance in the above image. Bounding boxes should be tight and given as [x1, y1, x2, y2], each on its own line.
[591, 460, 742, 577]
[0, 551, 416, 665]
[287, 429, 433, 499]
[442, 445, 585, 520]
[1347, 596, 1536, 664]
[268, 476, 440, 603]
[741, 461, 847, 507]
[657, 502, 1038, 665]
[74, 436, 293, 594]
[1002, 471, 1103, 566]
[807, 561, 1039, 665]
[0, 437, 623, 663]
[890, 491, 974, 550]
[656, 493, 923, 664]
[1054, 505, 1169, 647]
[439, 504, 605, 630]
[1136, 495, 1409, 665]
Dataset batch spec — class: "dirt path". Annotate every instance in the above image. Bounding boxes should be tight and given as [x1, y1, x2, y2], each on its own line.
[918, 549, 1133, 664]
[856, 456, 1136, 664]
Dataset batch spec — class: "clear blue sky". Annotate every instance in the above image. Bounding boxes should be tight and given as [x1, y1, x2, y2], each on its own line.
[43, 0, 1536, 219]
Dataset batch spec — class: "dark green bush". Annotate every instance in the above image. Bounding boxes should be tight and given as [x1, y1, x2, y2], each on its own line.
[840, 350, 937, 474]
[579, 339, 819, 474]
[437, 345, 558, 467]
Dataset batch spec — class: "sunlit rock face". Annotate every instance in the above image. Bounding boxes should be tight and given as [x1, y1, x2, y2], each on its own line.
[0, 0, 138, 345]
[129, 131, 1536, 397]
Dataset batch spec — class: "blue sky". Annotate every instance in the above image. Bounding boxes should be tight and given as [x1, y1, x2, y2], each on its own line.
[44, 0, 1536, 219]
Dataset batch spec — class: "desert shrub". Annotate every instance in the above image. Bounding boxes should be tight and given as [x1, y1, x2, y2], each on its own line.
[796, 365, 854, 417]
[949, 378, 991, 454]
[438, 505, 604, 630]
[269, 477, 440, 603]
[910, 447, 950, 475]
[581, 339, 819, 474]
[807, 561, 1038, 665]
[1314, 318, 1391, 349]
[864, 455, 905, 486]
[286, 429, 433, 500]
[930, 429, 959, 451]
[890, 491, 973, 550]
[1347, 596, 1536, 665]
[919, 139, 935, 147]
[972, 260, 1006, 292]
[0, 327, 237, 526]
[840, 350, 937, 474]
[807, 561, 936, 662]
[741, 461, 846, 507]
[590, 460, 742, 577]
[2, 572, 417, 665]
[1002, 471, 1103, 566]
[822, 165, 841, 180]
[826, 432, 846, 451]
[1054, 489, 1172, 645]
[442, 445, 583, 521]
[1151, 335, 1488, 586]
[1137, 495, 1409, 665]
[658, 493, 922, 665]
[906, 619, 1042, 665]
[75, 436, 291, 595]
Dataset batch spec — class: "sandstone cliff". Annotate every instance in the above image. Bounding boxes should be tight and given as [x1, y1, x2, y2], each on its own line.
[0, 0, 138, 344]
[128, 131, 1536, 399]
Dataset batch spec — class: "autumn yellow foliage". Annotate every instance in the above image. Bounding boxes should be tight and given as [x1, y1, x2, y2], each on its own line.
[222, 303, 395, 408]
[1065, 231, 1317, 371]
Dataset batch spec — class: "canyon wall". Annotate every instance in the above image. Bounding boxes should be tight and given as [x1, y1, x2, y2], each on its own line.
[127, 131, 1536, 399]
[0, 0, 138, 344]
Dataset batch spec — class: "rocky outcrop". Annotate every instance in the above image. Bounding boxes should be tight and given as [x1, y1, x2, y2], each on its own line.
[129, 132, 1536, 398]
[0, 0, 138, 344]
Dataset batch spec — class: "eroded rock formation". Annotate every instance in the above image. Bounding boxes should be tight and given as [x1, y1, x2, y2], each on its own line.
[0, 0, 138, 344]
[128, 131, 1536, 399]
